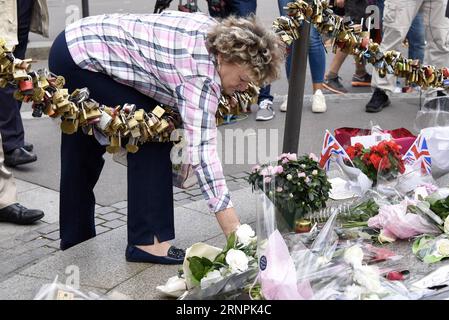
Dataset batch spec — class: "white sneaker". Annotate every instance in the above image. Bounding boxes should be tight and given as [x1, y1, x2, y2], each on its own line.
[256, 99, 275, 121]
[280, 98, 288, 112]
[311, 89, 327, 113]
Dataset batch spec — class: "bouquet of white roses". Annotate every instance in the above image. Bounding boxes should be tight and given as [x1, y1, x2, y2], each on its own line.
[157, 224, 258, 298]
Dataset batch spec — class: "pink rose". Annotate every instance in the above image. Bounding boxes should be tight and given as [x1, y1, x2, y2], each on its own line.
[309, 153, 318, 162]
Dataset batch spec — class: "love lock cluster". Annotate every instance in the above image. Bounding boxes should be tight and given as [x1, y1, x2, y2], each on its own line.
[0, 38, 258, 154]
[273, 0, 449, 90]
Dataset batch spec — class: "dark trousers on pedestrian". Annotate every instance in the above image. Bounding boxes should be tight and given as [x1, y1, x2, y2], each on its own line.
[49, 31, 175, 250]
[0, 0, 33, 153]
[207, 0, 273, 103]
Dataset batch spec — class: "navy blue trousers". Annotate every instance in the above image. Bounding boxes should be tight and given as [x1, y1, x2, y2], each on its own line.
[49, 32, 174, 250]
[0, 0, 33, 152]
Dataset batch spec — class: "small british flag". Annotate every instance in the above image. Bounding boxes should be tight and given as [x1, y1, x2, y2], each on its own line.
[402, 135, 432, 174]
[319, 130, 353, 171]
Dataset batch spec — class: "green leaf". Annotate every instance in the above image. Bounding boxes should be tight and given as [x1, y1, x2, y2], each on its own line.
[188, 256, 209, 282]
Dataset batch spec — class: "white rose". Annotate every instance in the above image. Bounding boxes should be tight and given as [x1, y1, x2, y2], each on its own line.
[436, 239, 449, 256]
[156, 276, 187, 298]
[235, 224, 256, 247]
[353, 265, 383, 293]
[344, 245, 364, 267]
[225, 249, 249, 273]
[344, 285, 362, 300]
[286, 174, 292, 180]
[444, 216, 449, 234]
[200, 270, 224, 289]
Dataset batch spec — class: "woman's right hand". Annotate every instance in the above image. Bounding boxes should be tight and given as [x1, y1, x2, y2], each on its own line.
[215, 207, 240, 237]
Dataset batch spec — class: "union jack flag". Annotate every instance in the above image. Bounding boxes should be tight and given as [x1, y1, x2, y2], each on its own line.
[402, 135, 432, 174]
[319, 130, 353, 171]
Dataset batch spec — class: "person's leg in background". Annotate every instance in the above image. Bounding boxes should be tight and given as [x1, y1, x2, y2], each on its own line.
[0, 0, 37, 167]
[225, 0, 276, 121]
[0, 133, 44, 225]
[421, 0, 449, 97]
[402, 12, 425, 92]
[366, 0, 420, 112]
[308, 26, 327, 113]
[277, 0, 327, 113]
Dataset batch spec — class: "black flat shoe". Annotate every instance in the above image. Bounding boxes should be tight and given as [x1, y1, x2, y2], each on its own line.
[4, 147, 37, 167]
[0, 203, 44, 225]
[125, 245, 185, 264]
[23, 142, 34, 152]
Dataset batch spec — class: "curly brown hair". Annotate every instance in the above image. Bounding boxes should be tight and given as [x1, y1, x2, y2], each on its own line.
[206, 14, 286, 86]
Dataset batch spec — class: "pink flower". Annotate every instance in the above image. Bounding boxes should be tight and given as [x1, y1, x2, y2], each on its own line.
[298, 172, 306, 178]
[281, 158, 289, 164]
[260, 165, 274, 176]
[309, 153, 318, 162]
[276, 187, 283, 192]
[304, 177, 310, 183]
[273, 165, 284, 174]
[277, 153, 289, 161]
[264, 176, 272, 184]
[277, 153, 297, 162]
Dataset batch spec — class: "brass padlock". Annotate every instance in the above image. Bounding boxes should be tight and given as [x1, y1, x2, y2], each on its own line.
[106, 135, 121, 153]
[134, 109, 144, 121]
[152, 105, 166, 118]
[155, 119, 169, 133]
[126, 137, 139, 153]
[60, 119, 79, 134]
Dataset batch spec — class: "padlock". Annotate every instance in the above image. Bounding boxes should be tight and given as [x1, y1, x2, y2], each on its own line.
[152, 105, 166, 118]
[156, 119, 169, 133]
[106, 135, 121, 153]
[130, 125, 141, 138]
[126, 137, 139, 153]
[98, 111, 113, 130]
[60, 119, 79, 134]
[18, 76, 34, 95]
[123, 103, 136, 114]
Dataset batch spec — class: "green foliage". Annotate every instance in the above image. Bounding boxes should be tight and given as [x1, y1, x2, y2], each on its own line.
[188, 256, 214, 282]
[247, 154, 331, 228]
[429, 196, 449, 220]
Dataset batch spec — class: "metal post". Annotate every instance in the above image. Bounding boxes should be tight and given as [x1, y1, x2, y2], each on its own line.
[282, 21, 310, 154]
[81, 0, 90, 17]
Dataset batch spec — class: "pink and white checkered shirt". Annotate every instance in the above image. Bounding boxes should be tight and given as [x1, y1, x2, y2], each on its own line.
[65, 10, 232, 213]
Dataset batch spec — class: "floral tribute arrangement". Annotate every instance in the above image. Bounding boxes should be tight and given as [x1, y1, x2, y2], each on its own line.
[247, 153, 332, 230]
[346, 141, 406, 185]
[157, 224, 258, 298]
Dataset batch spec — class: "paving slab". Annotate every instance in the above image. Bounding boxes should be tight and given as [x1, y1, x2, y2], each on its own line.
[0, 274, 106, 300]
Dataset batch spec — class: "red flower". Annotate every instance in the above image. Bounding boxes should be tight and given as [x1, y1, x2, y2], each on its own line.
[369, 153, 382, 170]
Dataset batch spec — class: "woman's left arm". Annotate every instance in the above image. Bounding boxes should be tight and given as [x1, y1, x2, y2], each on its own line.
[176, 77, 233, 214]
